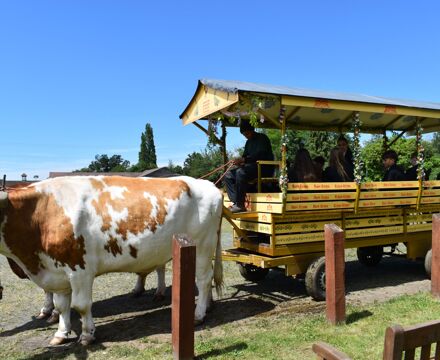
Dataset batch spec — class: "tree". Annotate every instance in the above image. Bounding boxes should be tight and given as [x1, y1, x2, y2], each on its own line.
[77, 154, 131, 172]
[167, 160, 184, 175]
[138, 123, 157, 171]
[182, 146, 228, 183]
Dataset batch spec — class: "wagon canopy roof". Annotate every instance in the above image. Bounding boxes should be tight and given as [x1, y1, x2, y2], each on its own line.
[180, 79, 440, 134]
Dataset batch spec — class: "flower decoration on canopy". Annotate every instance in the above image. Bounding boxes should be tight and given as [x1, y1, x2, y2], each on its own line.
[279, 133, 289, 199]
[352, 112, 363, 184]
[416, 120, 425, 181]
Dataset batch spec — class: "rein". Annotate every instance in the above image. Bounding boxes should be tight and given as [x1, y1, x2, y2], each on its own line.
[198, 160, 235, 185]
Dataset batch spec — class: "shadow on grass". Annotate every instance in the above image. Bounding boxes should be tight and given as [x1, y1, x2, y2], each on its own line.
[196, 342, 248, 359]
[346, 310, 373, 324]
[17, 295, 273, 360]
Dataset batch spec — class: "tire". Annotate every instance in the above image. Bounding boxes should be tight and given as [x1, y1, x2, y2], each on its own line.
[357, 246, 383, 267]
[237, 263, 269, 282]
[425, 249, 432, 279]
[305, 256, 326, 301]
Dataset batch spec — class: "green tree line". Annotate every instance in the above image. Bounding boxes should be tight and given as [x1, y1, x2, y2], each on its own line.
[76, 123, 440, 182]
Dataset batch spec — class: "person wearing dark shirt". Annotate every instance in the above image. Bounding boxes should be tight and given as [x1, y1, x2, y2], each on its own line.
[288, 148, 318, 182]
[323, 147, 353, 182]
[337, 135, 354, 180]
[224, 120, 274, 213]
[382, 150, 405, 181]
[405, 152, 431, 180]
[313, 156, 325, 181]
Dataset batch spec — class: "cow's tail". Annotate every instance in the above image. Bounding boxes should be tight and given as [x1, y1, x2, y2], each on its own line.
[213, 209, 224, 298]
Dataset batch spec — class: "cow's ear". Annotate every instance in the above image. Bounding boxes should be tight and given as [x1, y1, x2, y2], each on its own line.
[0, 191, 8, 209]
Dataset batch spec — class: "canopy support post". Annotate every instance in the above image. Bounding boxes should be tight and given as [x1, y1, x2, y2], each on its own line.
[416, 118, 425, 210]
[279, 104, 288, 211]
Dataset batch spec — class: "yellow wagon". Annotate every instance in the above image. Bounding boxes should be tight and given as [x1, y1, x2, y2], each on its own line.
[180, 79, 440, 300]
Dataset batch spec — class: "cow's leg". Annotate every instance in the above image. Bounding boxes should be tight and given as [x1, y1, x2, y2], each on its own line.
[194, 253, 214, 324]
[36, 291, 55, 319]
[131, 273, 146, 297]
[70, 275, 95, 345]
[153, 265, 166, 302]
[50, 292, 72, 345]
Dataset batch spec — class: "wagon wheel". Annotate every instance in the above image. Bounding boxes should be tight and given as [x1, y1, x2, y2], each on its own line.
[237, 263, 269, 282]
[425, 249, 432, 279]
[305, 256, 326, 301]
[357, 246, 383, 267]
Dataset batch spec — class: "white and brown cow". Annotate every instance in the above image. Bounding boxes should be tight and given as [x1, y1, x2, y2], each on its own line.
[0, 175, 223, 345]
[7, 257, 166, 323]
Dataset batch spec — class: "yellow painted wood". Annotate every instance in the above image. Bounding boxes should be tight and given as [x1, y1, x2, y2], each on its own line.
[406, 237, 431, 260]
[286, 201, 354, 211]
[358, 198, 417, 207]
[285, 253, 325, 276]
[424, 181, 440, 187]
[346, 226, 404, 238]
[181, 85, 239, 125]
[233, 220, 273, 234]
[360, 181, 419, 189]
[345, 208, 403, 218]
[281, 95, 440, 119]
[407, 214, 433, 222]
[275, 232, 325, 245]
[273, 212, 342, 223]
[288, 182, 356, 191]
[359, 190, 418, 199]
[287, 192, 356, 201]
[345, 216, 403, 228]
[421, 197, 440, 204]
[422, 189, 440, 196]
[274, 220, 342, 234]
[247, 192, 283, 202]
[249, 202, 283, 213]
[406, 223, 432, 232]
[257, 213, 273, 223]
[417, 205, 440, 212]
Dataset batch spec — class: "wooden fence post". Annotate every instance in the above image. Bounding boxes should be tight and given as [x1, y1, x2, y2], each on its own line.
[172, 234, 196, 360]
[324, 224, 346, 325]
[432, 214, 440, 298]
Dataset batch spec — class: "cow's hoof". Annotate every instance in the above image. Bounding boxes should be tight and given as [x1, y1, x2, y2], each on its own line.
[79, 334, 95, 346]
[46, 312, 59, 324]
[35, 311, 50, 320]
[49, 336, 67, 346]
[153, 293, 165, 302]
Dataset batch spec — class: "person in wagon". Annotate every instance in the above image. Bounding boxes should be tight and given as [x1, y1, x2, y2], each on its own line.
[323, 147, 353, 182]
[224, 120, 274, 213]
[288, 148, 319, 182]
[382, 149, 405, 181]
[337, 135, 354, 180]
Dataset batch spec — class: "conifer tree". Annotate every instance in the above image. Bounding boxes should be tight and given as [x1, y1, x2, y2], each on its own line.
[138, 123, 157, 170]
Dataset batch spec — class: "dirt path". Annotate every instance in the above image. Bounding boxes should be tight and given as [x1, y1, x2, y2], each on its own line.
[0, 252, 430, 357]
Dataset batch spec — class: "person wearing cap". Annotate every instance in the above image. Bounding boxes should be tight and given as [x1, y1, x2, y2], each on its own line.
[224, 120, 274, 213]
[382, 149, 405, 181]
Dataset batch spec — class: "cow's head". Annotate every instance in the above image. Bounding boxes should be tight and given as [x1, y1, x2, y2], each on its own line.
[0, 191, 7, 209]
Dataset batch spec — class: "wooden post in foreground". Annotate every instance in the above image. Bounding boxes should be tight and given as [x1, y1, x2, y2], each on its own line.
[432, 214, 440, 297]
[172, 234, 196, 360]
[324, 224, 346, 325]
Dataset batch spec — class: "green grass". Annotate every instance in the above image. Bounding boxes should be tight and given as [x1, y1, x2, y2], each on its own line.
[191, 292, 440, 360]
[2, 292, 440, 359]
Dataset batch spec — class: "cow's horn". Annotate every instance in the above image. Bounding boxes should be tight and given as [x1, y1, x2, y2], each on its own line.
[0, 191, 8, 209]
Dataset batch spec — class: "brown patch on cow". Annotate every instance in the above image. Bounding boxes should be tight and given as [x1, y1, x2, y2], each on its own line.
[104, 236, 122, 257]
[129, 245, 138, 258]
[7, 258, 28, 279]
[4, 186, 86, 275]
[91, 177, 191, 243]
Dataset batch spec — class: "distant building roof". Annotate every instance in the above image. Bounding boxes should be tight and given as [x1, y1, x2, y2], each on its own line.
[49, 167, 180, 179]
[139, 167, 180, 178]
[49, 171, 143, 178]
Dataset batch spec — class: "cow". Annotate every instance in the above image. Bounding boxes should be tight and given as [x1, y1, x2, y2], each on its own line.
[0, 175, 223, 345]
[7, 257, 167, 323]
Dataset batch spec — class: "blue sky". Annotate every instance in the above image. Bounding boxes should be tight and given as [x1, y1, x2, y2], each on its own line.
[1, 1, 439, 180]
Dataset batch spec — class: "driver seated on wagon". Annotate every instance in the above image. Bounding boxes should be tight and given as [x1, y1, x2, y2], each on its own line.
[224, 120, 274, 213]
